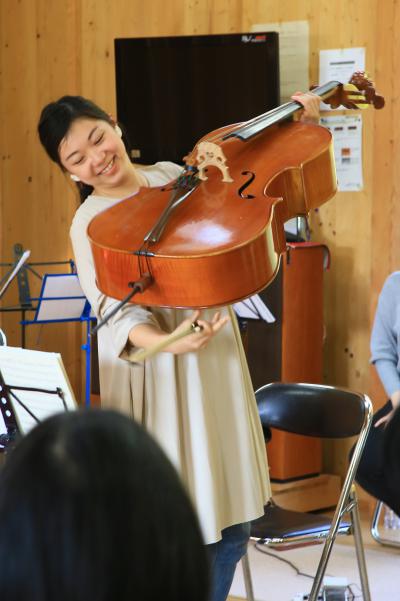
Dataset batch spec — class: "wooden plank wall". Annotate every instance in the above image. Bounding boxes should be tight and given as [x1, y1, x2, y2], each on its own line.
[1, 0, 398, 477]
[0, 1, 83, 394]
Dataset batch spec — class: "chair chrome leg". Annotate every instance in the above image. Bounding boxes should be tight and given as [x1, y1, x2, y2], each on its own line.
[307, 508, 346, 600]
[241, 551, 255, 601]
[350, 488, 371, 601]
[371, 500, 400, 548]
[370, 499, 383, 543]
[307, 542, 331, 601]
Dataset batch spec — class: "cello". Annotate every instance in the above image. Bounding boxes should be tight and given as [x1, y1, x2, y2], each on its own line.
[88, 72, 384, 310]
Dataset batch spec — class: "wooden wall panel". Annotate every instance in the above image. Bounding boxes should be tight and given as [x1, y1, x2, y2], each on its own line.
[0, 0, 82, 396]
[1, 1, 398, 481]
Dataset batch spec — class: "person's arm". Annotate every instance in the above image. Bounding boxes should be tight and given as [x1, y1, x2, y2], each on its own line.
[374, 360, 400, 402]
[374, 359, 400, 426]
[127, 310, 229, 355]
[390, 390, 400, 411]
[370, 273, 400, 426]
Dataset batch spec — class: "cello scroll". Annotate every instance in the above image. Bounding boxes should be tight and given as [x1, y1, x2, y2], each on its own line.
[317, 71, 385, 110]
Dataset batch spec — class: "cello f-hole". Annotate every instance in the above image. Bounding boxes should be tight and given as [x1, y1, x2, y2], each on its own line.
[238, 171, 256, 199]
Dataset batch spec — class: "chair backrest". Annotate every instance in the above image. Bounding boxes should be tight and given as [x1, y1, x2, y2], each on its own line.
[255, 382, 372, 439]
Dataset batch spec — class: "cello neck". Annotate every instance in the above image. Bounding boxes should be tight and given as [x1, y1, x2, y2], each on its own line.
[224, 80, 342, 142]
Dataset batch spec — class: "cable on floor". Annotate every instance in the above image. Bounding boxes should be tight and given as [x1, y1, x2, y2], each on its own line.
[254, 543, 359, 600]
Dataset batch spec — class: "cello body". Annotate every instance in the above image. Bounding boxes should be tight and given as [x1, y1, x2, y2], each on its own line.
[88, 119, 336, 308]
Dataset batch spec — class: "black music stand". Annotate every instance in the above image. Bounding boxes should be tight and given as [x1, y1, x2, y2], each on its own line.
[0, 243, 75, 347]
[0, 346, 78, 452]
[1, 245, 95, 406]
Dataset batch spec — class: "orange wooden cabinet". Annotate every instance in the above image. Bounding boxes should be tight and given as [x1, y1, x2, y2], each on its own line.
[241, 242, 329, 481]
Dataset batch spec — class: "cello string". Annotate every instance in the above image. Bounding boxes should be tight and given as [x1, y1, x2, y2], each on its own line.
[138, 242, 153, 279]
[188, 101, 300, 154]
[136, 172, 196, 285]
[199, 101, 298, 147]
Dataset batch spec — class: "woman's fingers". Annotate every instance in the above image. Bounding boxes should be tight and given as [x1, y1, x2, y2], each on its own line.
[374, 409, 395, 428]
[168, 311, 229, 354]
[211, 311, 221, 324]
[211, 315, 230, 333]
[190, 309, 202, 324]
[196, 313, 230, 342]
[291, 91, 320, 124]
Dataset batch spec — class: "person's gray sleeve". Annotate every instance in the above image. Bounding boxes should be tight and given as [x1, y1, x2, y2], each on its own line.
[374, 360, 400, 399]
[370, 272, 400, 397]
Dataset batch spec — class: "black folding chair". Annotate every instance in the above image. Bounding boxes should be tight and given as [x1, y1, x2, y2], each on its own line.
[242, 382, 373, 601]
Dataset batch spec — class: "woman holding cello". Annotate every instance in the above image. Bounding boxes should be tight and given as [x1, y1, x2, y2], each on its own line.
[38, 91, 319, 601]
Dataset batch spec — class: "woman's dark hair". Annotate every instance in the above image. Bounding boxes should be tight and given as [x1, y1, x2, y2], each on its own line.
[0, 410, 209, 601]
[38, 96, 128, 202]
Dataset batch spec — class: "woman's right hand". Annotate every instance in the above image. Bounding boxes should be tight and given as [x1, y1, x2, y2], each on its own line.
[128, 310, 230, 357]
[164, 310, 230, 354]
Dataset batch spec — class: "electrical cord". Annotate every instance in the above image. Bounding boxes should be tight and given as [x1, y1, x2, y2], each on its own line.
[254, 543, 314, 580]
[254, 543, 360, 600]
[348, 582, 363, 599]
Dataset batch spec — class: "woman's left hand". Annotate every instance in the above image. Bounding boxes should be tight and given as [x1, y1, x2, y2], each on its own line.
[291, 91, 321, 124]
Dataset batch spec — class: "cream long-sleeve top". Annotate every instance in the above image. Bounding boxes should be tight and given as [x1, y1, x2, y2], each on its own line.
[70, 161, 270, 544]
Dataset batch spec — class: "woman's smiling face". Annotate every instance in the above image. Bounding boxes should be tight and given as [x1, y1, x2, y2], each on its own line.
[58, 118, 132, 194]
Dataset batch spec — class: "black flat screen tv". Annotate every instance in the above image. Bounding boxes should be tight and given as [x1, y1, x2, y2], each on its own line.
[114, 32, 280, 165]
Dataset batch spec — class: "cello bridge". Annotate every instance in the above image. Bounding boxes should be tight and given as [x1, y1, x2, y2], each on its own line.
[194, 141, 234, 183]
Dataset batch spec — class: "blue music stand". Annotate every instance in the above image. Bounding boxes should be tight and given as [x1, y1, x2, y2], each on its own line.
[21, 273, 95, 406]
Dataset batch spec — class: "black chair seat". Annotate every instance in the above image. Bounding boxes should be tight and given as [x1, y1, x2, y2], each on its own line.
[251, 503, 351, 540]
